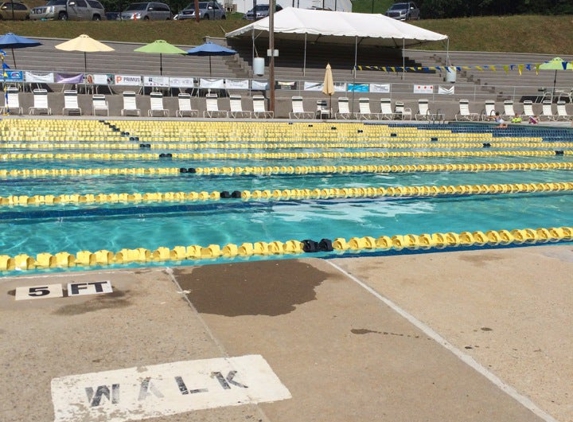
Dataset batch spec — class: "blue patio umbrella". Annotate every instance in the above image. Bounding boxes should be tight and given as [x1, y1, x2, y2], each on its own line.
[186, 41, 236, 77]
[0, 33, 42, 69]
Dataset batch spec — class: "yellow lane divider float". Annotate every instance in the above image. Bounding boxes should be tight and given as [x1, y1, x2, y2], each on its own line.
[2, 181, 573, 206]
[1, 149, 572, 162]
[1, 226, 571, 272]
[0, 142, 560, 150]
[2, 162, 573, 179]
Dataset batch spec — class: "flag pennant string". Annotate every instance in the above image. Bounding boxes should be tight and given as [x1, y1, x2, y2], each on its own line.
[357, 61, 573, 73]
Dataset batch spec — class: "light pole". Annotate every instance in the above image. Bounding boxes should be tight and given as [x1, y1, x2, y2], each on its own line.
[269, 0, 275, 113]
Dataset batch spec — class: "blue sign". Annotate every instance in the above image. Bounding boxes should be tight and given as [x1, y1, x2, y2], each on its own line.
[1, 70, 23, 82]
[348, 83, 369, 93]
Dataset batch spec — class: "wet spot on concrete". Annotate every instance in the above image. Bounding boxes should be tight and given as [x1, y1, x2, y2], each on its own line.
[481, 327, 493, 331]
[174, 260, 328, 317]
[7, 289, 15, 296]
[52, 289, 131, 315]
[351, 328, 381, 335]
[458, 253, 505, 267]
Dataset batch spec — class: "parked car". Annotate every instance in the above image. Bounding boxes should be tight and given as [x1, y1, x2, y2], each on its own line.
[384, 2, 419, 20]
[243, 3, 282, 20]
[30, 0, 104, 20]
[0, 1, 31, 20]
[121, 2, 172, 20]
[176, 1, 225, 20]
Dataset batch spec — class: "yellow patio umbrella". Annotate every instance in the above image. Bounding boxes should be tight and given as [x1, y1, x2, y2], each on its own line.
[55, 34, 115, 73]
[322, 63, 335, 115]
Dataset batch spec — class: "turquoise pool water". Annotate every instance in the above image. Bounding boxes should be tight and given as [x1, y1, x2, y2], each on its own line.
[1, 123, 573, 272]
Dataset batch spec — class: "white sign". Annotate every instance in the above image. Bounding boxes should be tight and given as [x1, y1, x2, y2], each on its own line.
[25, 71, 55, 83]
[92, 74, 113, 85]
[169, 76, 195, 87]
[114, 74, 142, 86]
[198, 78, 225, 89]
[144, 76, 169, 87]
[15, 283, 63, 301]
[225, 79, 249, 90]
[438, 85, 455, 95]
[370, 83, 391, 93]
[51, 355, 291, 422]
[414, 84, 434, 94]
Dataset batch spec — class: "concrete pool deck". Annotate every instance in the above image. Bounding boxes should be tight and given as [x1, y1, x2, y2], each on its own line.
[0, 244, 571, 422]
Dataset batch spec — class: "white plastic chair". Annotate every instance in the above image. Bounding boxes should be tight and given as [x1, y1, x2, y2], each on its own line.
[92, 94, 109, 116]
[121, 91, 140, 116]
[335, 97, 353, 119]
[394, 101, 412, 120]
[252, 95, 273, 118]
[380, 98, 395, 120]
[455, 99, 479, 121]
[176, 93, 199, 117]
[289, 96, 314, 119]
[203, 93, 228, 118]
[556, 101, 572, 121]
[539, 100, 555, 121]
[481, 100, 497, 121]
[148, 92, 169, 117]
[62, 90, 81, 115]
[415, 99, 443, 121]
[502, 100, 516, 119]
[29, 89, 52, 115]
[522, 100, 535, 117]
[229, 95, 251, 118]
[357, 97, 380, 120]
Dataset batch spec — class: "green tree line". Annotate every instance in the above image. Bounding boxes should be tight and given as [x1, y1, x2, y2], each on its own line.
[418, 0, 573, 19]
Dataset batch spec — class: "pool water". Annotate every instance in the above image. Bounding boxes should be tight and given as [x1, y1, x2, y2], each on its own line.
[1, 120, 573, 273]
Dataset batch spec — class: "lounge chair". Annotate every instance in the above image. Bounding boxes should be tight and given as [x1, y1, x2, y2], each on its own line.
[148, 92, 169, 117]
[481, 100, 497, 121]
[522, 100, 535, 118]
[2, 87, 22, 115]
[415, 99, 443, 121]
[502, 100, 517, 119]
[455, 99, 479, 121]
[335, 97, 353, 119]
[176, 93, 199, 118]
[380, 98, 395, 120]
[121, 91, 140, 116]
[92, 94, 109, 116]
[556, 101, 572, 121]
[229, 95, 252, 118]
[289, 96, 314, 119]
[357, 97, 380, 120]
[394, 101, 412, 120]
[252, 95, 273, 118]
[316, 99, 330, 119]
[62, 90, 81, 115]
[539, 100, 555, 121]
[203, 93, 228, 118]
[29, 89, 52, 115]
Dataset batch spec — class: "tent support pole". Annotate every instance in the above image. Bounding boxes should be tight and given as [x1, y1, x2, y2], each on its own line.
[303, 33, 307, 76]
[446, 38, 450, 67]
[402, 38, 405, 80]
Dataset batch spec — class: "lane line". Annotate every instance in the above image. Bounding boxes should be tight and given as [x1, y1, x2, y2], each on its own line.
[326, 260, 559, 422]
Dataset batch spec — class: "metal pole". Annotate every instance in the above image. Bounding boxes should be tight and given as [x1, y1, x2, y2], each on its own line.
[303, 33, 306, 76]
[269, 0, 275, 113]
[402, 38, 405, 80]
[11, 0, 14, 20]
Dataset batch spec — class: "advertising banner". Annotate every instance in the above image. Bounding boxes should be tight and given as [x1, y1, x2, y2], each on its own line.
[114, 74, 142, 86]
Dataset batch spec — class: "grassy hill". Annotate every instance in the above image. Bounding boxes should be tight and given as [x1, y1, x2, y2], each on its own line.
[1, 12, 573, 55]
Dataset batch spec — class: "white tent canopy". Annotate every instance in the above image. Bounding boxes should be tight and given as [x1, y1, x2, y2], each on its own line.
[225, 7, 448, 48]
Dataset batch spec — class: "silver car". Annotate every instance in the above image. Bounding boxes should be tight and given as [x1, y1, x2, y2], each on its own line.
[176, 1, 225, 20]
[385, 2, 420, 20]
[121, 2, 172, 20]
[30, 0, 104, 20]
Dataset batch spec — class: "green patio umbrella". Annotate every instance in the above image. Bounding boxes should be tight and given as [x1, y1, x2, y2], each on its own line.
[134, 40, 186, 75]
[538, 57, 573, 101]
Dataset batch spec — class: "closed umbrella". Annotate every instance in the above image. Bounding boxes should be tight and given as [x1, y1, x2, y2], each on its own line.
[322, 63, 335, 115]
[0, 32, 41, 69]
[134, 40, 186, 75]
[55, 34, 114, 73]
[538, 57, 573, 101]
[186, 41, 236, 77]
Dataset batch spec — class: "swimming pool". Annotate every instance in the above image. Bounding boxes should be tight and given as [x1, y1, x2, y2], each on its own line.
[1, 119, 573, 273]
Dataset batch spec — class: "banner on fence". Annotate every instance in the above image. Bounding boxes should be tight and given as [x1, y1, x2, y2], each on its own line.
[438, 85, 455, 95]
[348, 83, 368, 92]
[251, 80, 268, 90]
[225, 79, 249, 90]
[114, 74, 142, 86]
[199, 78, 225, 89]
[56, 73, 83, 84]
[370, 83, 390, 93]
[25, 71, 55, 83]
[144, 76, 169, 87]
[169, 77, 195, 88]
[414, 85, 434, 94]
